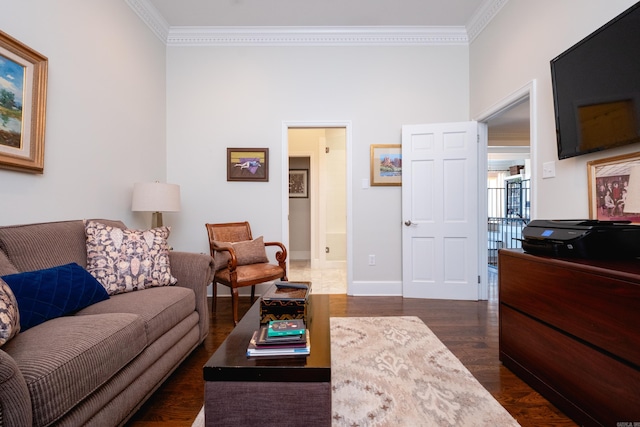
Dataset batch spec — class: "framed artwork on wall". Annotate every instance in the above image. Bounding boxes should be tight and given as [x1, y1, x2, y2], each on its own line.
[227, 148, 269, 182]
[370, 144, 401, 186]
[587, 151, 640, 223]
[0, 30, 48, 174]
[289, 169, 308, 198]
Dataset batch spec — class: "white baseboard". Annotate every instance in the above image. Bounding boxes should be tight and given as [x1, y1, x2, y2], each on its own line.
[348, 280, 402, 296]
[290, 251, 310, 260]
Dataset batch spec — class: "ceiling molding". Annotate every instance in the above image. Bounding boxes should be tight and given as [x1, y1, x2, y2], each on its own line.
[127, 0, 508, 46]
[166, 26, 468, 47]
[466, 0, 509, 43]
[125, 0, 169, 42]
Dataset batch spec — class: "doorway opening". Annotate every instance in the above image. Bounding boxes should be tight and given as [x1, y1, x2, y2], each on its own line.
[486, 98, 531, 266]
[477, 81, 536, 300]
[283, 124, 352, 294]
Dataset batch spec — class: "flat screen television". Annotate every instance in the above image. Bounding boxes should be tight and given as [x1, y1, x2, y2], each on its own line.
[551, 2, 640, 160]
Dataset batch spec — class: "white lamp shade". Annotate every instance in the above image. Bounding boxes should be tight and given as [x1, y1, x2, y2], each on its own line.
[624, 165, 640, 214]
[132, 182, 181, 212]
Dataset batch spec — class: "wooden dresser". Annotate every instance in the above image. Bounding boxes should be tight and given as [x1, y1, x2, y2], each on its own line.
[498, 249, 640, 426]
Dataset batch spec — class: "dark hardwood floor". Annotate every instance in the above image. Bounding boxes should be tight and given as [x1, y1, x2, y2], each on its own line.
[126, 292, 577, 427]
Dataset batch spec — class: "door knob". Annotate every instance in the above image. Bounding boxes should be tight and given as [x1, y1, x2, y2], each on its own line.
[404, 220, 412, 226]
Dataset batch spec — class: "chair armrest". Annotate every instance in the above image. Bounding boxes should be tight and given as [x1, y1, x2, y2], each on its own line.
[168, 251, 215, 343]
[209, 244, 239, 271]
[264, 241, 288, 265]
[0, 350, 33, 427]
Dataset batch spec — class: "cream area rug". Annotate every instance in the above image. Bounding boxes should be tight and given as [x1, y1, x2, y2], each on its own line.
[193, 316, 519, 427]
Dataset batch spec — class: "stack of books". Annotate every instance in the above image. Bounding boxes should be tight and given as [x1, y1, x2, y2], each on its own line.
[246, 319, 310, 357]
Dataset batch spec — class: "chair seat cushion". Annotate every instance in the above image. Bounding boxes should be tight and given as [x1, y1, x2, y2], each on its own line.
[215, 263, 284, 285]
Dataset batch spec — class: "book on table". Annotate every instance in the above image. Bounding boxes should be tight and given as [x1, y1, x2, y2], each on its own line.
[247, 329, 310, 357]
[266, 319, 306, 337]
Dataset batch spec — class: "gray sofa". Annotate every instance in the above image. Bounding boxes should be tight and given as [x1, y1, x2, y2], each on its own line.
[0, 219, 214, 427]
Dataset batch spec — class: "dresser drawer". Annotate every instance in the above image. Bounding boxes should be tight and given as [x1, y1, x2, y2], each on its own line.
[499, 250, 640, 366]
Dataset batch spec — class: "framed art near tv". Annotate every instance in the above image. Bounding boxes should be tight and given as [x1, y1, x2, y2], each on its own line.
[227, 148, 269, 182]
[587, 151, 640, 223]
[0, 30, 48, 174]
[289, 169, 308, 198]
[370, 144, 401, 186]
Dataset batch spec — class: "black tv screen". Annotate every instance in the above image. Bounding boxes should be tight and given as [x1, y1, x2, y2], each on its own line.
[551, 2, 640, 160]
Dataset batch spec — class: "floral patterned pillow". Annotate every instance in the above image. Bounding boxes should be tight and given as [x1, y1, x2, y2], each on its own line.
[84, 221, 177, 295]
[0, 278, 20, 346]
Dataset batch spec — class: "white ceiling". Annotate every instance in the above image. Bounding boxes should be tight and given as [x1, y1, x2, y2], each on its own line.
[147, 0, 488, 27]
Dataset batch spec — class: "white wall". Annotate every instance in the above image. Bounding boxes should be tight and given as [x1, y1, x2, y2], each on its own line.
[471, 0, 639, 220]
[166, 45, 470, 289]
[0, 0, 167, 229]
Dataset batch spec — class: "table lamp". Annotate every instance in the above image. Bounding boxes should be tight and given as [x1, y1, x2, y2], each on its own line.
[132, 182, 181, 228]
[623, 165, 640, 215]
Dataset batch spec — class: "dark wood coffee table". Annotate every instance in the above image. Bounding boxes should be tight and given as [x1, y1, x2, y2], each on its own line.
[203, 293, 331, 427]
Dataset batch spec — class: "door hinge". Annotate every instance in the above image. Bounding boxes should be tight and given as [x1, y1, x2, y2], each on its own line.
[325, 147, 330, 154]
[478, 275, 481, 284]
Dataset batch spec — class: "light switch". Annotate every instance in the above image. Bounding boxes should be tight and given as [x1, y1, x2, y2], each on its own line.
[543, 161, 556, 178]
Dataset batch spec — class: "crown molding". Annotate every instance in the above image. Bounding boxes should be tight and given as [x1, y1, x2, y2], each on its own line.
[166, 26, 468, 47]
[125, 0, 169, 42]
[127, 0, 507, 46]
[466, 0, 509, 43]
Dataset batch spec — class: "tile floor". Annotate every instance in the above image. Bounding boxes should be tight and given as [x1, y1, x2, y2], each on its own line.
[288, 260, 347, 294]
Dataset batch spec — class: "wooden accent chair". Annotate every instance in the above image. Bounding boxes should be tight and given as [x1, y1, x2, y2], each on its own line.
[205, 221, 288, 325]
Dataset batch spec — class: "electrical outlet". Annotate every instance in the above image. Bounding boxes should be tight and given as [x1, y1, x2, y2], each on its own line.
[368, 255, 376, 266]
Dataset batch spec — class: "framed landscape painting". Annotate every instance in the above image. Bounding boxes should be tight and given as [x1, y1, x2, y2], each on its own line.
[227, 148, 269, 182]
[370, 144, 402, 186]
[0, 30, 48, 174]
[587, 151, 640, 223]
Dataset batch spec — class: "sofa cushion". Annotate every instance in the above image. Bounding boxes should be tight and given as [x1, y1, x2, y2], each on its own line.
[0, 278, 20, 346]
[1, 263, 110, 331]
[0, 219, 126, 272]
[212, 236, 269, 271]
[2, 313, 146, 427]
[85, 221, 177, 295]
[76, 286, 196, 344]
[0, 250, 19, 276]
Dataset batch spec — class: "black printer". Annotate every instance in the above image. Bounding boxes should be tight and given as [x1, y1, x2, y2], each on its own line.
[521, 219, 640, 259]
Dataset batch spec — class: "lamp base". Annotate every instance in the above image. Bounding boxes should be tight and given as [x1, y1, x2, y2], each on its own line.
[151, 212, 164, 228]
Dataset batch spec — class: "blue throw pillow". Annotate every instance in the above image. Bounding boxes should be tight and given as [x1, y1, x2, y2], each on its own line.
[1, 263, 110, 331]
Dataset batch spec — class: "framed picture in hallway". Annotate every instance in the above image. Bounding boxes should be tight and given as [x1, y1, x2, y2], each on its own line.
[370, 144, 401, 186]
[587, 151, 640, 223]
[0, 30, 48, 174]
[289, 169, 308, 198]
[227, 148, 269, 182]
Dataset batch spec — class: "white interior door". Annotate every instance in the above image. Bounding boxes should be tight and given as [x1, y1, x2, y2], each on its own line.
[401, 121, 483, 300]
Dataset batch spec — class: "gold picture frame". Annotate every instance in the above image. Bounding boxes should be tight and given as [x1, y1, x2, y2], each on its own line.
[587, 151, 640, 222]
[370, 144, 401, 186]
[0, 30, 48, 174]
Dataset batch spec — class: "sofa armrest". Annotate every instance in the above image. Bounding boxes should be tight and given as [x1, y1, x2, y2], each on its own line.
[169, 251, 215, 343]
[0, 349, 32, 427]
